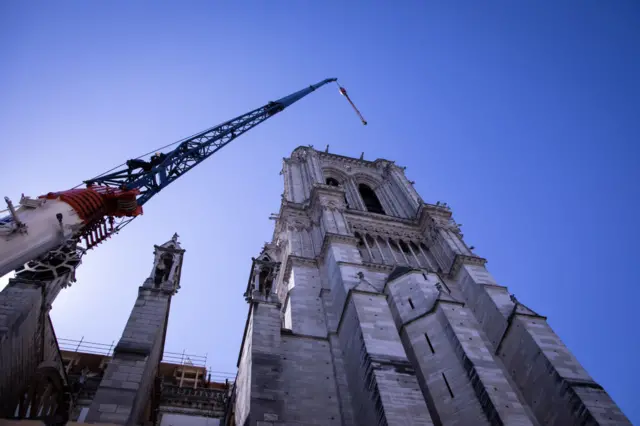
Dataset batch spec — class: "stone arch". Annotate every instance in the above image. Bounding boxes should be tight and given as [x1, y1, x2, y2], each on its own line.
[322, 166, 350, 183]
[154, 252, 174, 286]
[326, 177, 340, 186]
[257, 252, 272, 262]
[358, 183, 386, 215]
[11, 364, 70, 423]
[253, 251, 280, 296]
[353, 172, 389, 215]
[352, 172, 382, 189]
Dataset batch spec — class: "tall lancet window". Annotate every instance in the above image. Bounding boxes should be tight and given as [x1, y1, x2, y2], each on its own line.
[358, 184, 385, 215]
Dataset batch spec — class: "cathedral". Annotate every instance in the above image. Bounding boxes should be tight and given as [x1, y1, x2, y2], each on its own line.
[0, 147, 631, 425]
[227, 146, 630, 426]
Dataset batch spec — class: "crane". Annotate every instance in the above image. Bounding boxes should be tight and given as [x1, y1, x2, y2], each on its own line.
[0, 78, 348, 280]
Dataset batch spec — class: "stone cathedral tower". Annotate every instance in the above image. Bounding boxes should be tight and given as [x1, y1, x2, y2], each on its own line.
[230, 146, 629, 426]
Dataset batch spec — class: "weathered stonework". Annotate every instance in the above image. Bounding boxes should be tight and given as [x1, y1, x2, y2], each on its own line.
[85, 234, 185, 425]
[231, 146, 630, 426]
[0, 276, 70, 421]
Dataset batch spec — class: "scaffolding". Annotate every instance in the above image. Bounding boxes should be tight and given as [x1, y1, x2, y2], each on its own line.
[59, 337, 236, 383]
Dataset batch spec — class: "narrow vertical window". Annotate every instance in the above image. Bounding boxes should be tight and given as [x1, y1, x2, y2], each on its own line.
[425, 333, 435, 354]
[399, 240, 411, 254]
[358, 184, 385, 214]
[366, 234, 381, 263]
[442, 372, 454, 398]
[355, 233, 370, 262]
[408, 298, 415, 309]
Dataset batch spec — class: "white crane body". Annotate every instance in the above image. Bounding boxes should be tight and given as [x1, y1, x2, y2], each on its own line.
[0, 197, 83, 277]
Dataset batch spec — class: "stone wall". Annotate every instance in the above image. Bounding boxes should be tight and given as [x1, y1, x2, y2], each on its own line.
[233, 147, 631, 425]
[0, 280, 44, 416]
[279, 334, 341, 425]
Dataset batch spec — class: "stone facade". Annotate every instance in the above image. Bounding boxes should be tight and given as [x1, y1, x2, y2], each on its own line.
[230, 147, 630, 426]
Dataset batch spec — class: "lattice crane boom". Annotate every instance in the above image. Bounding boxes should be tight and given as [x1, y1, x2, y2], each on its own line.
[0, 78, 337, 279]
[88, 78, 337, 206]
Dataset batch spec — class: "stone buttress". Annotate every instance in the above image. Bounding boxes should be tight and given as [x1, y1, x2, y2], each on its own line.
[85, 234, 184, 425]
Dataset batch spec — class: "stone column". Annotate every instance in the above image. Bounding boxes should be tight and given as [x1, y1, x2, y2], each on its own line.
[85, 234, 184, 425]
[235, 262, 284, 426]
[0, 266, 75, 417]
[0, 278, 46, 415]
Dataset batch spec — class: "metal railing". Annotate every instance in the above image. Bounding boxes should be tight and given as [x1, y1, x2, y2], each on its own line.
[58, 337, 115, 356]
[59, 337, 236, 383]
[162, 349, 207, 368]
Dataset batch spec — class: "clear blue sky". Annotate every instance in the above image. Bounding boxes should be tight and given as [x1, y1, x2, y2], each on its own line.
[1, 1, 638, 422]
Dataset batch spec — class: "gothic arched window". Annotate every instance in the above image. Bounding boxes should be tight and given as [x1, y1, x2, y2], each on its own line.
[358, 184, 385, 215]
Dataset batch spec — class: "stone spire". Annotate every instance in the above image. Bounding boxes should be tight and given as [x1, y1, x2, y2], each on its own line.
[85, 235, 185, 425]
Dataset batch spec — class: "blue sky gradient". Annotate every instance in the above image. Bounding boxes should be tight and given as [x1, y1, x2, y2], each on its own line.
[1, 1, 638, 422]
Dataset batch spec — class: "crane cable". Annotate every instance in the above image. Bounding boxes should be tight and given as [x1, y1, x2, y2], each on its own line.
[335, 81, 368, 126]
[72, 124, 221, 189]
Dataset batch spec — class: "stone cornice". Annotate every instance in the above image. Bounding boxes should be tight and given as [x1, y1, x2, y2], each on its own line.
[154, 245, 185, 254]
[449, 254, 487, 278]
[319, 233, 358, 261]
[360, 261, 395, 272]
[346, 207, 417, 226]
[316, 150, 388, 169]
[158, 406, 224, 417]
[139, 286, 175, 296]
[283, 255, 318, 284]
[331, 260, 394, 276]
[273, 201, 313, 236]
[311, 182, 347, 197]
[348, 214, 424, 241]
[345, 202, 454, 242]
[285, 146, 404, 174]
[271, 198, 454, 249]
[336, 288, 388, 336]
[399, 297, 465, 334]
[279, 330, 329, 341]
[421, 203, 453, 220]
[382, 268, 423, 293]
[308, 183, 348, 214]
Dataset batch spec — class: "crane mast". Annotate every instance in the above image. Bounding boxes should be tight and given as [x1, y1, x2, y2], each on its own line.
[0, 78, 337, 279]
